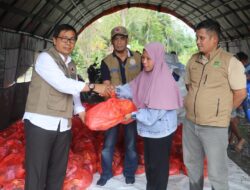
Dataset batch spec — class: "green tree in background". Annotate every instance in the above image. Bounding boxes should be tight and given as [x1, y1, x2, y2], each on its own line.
[72, 8, 197, 80]
[71, 45, 86, 79]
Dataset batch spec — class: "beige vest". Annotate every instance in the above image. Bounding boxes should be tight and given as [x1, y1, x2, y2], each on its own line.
[25, 47, 77, 120]
[103, 51, 141, 85]
[184, 48, 233, 127]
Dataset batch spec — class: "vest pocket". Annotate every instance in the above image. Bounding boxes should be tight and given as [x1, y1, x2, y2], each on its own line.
[47, 90, 67, 111]
[216, 98, 220, 116]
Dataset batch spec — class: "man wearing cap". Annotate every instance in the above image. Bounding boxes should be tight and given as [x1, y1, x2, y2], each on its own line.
[97, 26, 141, 186]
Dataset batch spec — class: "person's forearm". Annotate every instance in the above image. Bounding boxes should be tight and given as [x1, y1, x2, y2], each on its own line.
[233, 96, 246, 108]
[103, 80, 111, 85]
[233, 89, 247, 108]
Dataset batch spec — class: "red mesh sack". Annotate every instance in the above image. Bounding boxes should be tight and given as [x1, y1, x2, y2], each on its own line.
[97, 148, 123, 176]
[0, 127, 16, 139]
[135, 164, 145, 175]
[0, 145, 8, 162]
[0, 153, 25, 183]
[63, 178, 90, 190]
[63, 168, 92, 190]
[65, 154, 93, 189]
[118, 98, 137, 124]
[1, 179, 24, 190]
[169, 158, 181, 175]
[85, 97, 136, 131]
[0, 139, 24, 162]
[113, 163, 123, 176]
[0, 136, 5, 144]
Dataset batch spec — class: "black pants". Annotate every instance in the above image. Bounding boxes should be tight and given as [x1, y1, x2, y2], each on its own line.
[24, 120, 71, 190]
[143, 134, 173, 190]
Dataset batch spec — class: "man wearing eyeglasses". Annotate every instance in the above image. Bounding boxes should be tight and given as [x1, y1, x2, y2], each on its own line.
[23, 24, 109, 190]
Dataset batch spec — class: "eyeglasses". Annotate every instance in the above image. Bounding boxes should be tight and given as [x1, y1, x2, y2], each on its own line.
[57, 36, 76, 44]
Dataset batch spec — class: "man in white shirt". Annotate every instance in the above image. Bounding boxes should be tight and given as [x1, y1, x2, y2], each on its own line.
[23, 24, 108, 190]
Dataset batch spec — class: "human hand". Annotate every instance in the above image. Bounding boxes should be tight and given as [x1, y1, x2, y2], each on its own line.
[93, 84, 107, 96]
[96, 84, 115, 98]
[78, 111, 86, 124]
[115, 84, 132, 99]
[105, 84, 116, 97]
[124, 113, 132, 121]
[82, 83, 114, 97]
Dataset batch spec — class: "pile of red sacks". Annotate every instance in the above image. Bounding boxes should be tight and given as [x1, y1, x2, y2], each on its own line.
[0, 121, 25, 190]
[0, 103, 207, 189]
[169, 124, 208, 176]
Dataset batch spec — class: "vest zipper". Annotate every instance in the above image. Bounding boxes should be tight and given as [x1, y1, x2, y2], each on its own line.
[216, 98, 220, 116]
[194, 64, 207, 122]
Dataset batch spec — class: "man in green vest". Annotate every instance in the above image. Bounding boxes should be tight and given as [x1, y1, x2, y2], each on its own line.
[23, 24, 108, 190]
[97, 26, 141, 186]
[183, 19, 247, 190]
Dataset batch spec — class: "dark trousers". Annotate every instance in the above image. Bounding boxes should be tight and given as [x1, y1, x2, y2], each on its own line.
[143, 134, 173, 190]
[100, 121, 138, 180]
[24, 120, 71, 190]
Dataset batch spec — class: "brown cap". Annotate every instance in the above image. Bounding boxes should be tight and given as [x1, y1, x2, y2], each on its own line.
[111, 26, 128, 39]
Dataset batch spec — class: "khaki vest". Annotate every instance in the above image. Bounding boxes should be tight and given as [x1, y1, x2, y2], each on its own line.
[25, 47, 77, 121]
[184, 48, 233, 127]
[103, 51, 141, 85]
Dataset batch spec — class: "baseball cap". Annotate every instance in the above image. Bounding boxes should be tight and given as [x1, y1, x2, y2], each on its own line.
[111, 26, 128, 39]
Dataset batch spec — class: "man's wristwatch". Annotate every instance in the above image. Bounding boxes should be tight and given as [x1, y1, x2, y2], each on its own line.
[88, 83, 95, 92]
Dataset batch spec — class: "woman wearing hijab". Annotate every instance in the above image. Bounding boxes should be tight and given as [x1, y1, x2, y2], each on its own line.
[115, 42, 183, 190]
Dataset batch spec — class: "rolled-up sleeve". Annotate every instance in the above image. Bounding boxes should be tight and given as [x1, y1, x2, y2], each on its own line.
[116, 84, 132, 99]
[228, 57, 246, 90]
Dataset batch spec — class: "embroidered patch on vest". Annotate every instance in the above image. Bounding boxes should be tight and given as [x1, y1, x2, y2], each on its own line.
[213, 60, 221, 68]
[129, 58, 136, 66]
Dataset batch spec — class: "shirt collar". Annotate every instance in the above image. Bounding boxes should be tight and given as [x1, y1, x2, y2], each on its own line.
[58, 53, 72, 66]
[208, 47, 220, 60]
[196, 47, 220, 65]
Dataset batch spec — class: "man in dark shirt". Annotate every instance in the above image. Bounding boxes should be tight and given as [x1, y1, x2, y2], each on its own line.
[97, 26, 141, 186]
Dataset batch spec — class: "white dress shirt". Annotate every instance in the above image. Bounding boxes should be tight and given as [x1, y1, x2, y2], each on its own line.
[23, 52, 85, 132]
